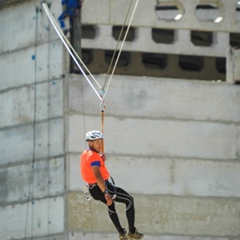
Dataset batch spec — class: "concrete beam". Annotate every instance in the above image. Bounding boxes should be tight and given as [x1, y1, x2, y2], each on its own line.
[0, 79, 63, 129]
[0, 0, 61, 53]
[67, 192, 240, 237]
[67, 113, 240, 159]
[0, 118, 64, 165]
[67, 74, 240, 124]
[0, 42, 64, 92]
[0, 196, 64, 240]
[0, 157, 65, 205]
[68, 152, 240, 198]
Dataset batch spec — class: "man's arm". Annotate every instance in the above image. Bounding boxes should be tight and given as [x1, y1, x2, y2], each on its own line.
[92, 166, 113, 206]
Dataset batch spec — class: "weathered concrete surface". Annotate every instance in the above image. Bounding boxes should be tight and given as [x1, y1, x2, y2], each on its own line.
[67, 192, 240, 237]
[67, 75, 240, 123]
[67, 154, 240, 198]
[0, 0, 61, 53]
[0, 196, 64, 240]
[0, 1, 67, 240]
[0, 41, 64, 91]
[67, 114, 239, 160]
[0, 157, 64, 205]
[0, 118, 64, 165]
[0, 79, 63, 128]
[227, 47, 240, 84]
[65, 73, 240, 240]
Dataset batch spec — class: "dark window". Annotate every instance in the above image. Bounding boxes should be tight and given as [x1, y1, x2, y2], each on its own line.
[82, 25, 97, 39]
[105, 50, 131, 67]
[152, 28, 175, 44]
[230, 33, 240, 47]
[179, 55, 203, 71]
[216, 58, 226, 74]
[196, 4, 217, 9]
[112, 26, 135, 42]
[191, 31, 213, 46]
[82, 49, 93, 65]
[142, 53, 167, 69]
[155, 5, 178, 10]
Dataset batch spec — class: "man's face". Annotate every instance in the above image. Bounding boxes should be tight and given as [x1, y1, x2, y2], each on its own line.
[89, 139, 103, 153]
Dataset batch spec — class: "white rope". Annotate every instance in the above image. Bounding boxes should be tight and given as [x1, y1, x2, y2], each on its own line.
[102, 0, 139, 101]
[42, 2, 102, 100]
[46, 3, 102, 90]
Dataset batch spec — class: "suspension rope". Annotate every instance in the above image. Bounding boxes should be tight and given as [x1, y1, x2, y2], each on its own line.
[101, 109, 105, 152]
[42, 1, 102, 100]
[102, 0, 139, 101]
[102, 0, 134, 91]
[101, 0, 139, 147]
[42, 0, 139, 154]
[43, 1, 101, 90]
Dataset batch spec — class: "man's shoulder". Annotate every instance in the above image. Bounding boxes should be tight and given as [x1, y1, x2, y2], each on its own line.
[82, 149, 99, 158]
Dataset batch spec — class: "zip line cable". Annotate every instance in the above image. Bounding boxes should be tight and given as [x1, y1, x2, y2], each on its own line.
[42, 1, 102, 101]
[103, 0, 139, 102]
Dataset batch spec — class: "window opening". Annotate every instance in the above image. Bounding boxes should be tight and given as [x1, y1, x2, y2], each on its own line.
[191, 30, 213, 46]
[237, 0, 240, 11]
[179, 55, 203, 71]
[82, 25, 97, 39]
[236, 1, 240, 22]
[142, 53, 167, 69]
[82, 49, 93, 65]
[105, 50, 131, 67]
[216, 57, 226, 74]
[152, 28, 175, 44]
[112, 26, 135, 42]
[155, 0, 184, 21]
[230, 33, 240, 47]
[195, 0, 223, 23]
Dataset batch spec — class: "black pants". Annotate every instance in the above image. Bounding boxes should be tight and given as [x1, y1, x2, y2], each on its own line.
[89, 180, 135, 233]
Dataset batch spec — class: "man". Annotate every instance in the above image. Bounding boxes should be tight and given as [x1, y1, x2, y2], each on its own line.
[80, 130, 144, 240]
[58, 0, 83, 35]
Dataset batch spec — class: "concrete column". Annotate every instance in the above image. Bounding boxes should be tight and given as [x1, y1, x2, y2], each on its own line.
[227, 46, 240, 84]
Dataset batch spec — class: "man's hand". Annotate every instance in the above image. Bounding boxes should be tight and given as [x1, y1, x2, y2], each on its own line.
[105, 193, 113, 206]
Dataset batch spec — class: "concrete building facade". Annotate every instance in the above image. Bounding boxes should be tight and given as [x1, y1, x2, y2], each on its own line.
[0, 0, 240, 240]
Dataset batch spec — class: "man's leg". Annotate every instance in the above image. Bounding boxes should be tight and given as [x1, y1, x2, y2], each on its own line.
[89, 185, 125, 233]
[106, 181, 135, 232]
[106, 182, 144, 239]
[58, 11, 68, 29]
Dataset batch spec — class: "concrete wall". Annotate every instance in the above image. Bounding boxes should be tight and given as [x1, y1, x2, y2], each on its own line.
[0, 0, 66, 239]
[66, 74, 240, 240]
[0, 0, 240, 240]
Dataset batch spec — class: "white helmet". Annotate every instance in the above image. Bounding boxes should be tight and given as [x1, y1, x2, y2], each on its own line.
[85, 130, 104, 141]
